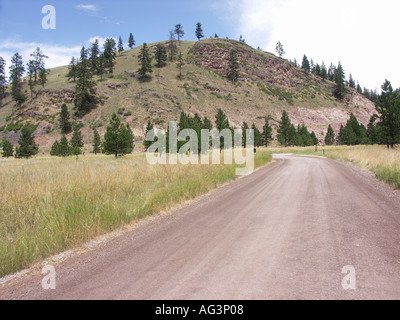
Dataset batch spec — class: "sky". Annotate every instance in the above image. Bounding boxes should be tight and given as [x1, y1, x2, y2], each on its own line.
[0, 0, 399, 91]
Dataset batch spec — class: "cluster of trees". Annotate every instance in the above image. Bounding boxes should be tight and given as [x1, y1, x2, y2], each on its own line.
[51, 112, 134, 158]
[144, 109, 273, 152]
[366, 80, 400, 148]
[277, 111, 318, 147]
[0, 48, 49, 108]
[296, 54, 380, 103]
[326, 80, 400, 148]
[50, 125, 84, 158]
[1, 124, 38, 158]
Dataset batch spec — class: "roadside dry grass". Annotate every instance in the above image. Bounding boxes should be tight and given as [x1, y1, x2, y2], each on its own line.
[0, 151, 272, 278]
[267, 144, 400, 189]
[326, 145, 400, 189]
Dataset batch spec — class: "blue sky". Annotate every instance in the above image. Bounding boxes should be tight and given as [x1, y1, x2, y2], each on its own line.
[1, 0, 399, 91]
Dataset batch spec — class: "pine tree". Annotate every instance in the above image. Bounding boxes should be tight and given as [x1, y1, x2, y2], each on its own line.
[314, 64, 321, 77]
[174, 24, 184, 44]
[287, 124, 297, 146]
[155, 44, 168, 68]
[252, 124, 262, 147]
[92, 128, 101, 154]
[375, 79, 400, 148]
[103, 38, 117, 74]
[118, 36, 124, 54]
[67, 57, 78, 82]
[59, 135, 71, 157]
[227, 49, 240, 83]
[144, 120, 154, 150]
[321, 62, 328, 81]
[128, 33, 136, 49]
[275, 41, 285, 58]
[30, 47, 48, 83]
[15, 124, 38, 158]
[328, 63, 336, 82]
[325, 125, 336, 145]
[356, 82, 362, 94]
[167, 30, 178, 61]
[70, 124, 84, 148]
[72, 146, 82, 159]
[0, 57, 7, 107]
[311, 131, 319, 146]
[2, 138, 14, 158]
[74, 47, 97, 117]
[242, 122, 249, 147]
[97, 54, 106, 81]
[50, 140, 61, 156]
[333, 62, 346, 100]
[277, 111, 292, 147]
[215, 109, 230, 150]
[195, 22, 204, 41]
[176, 51, 185, 80]
[103, 113, 134, 158]
[203, 117, 212, 130]
[9, 52, 26, 106]
[38, 68, 48, 88]
[367, 115, 379, 145]
[59, 104, 72, 134]
[90, 39, 100, 74]
[349, 73, 356, 89]
[262, 117, 273, 147]
[301, 54, 310, 73]
[138, 43, 153, 81]
[27, 60, 36, 98]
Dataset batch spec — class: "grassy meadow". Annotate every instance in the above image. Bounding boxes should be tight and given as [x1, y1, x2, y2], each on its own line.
[0, 151, 272, 278]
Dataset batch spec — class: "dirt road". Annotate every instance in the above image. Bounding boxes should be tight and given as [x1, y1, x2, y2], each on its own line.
[1, 155, 400, 300]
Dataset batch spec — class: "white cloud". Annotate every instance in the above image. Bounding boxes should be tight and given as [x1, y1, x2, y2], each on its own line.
[223, 0, 400, 91]
[0, 39, 82, 78]
[75, 4, 98, 13]
[86, 36, 117, 48]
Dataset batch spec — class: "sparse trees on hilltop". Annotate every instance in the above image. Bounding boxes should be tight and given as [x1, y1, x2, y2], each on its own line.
[103, 38, 117, 74]
[275, 41, 285, 58]
[9, 52, 26, 107]
[118, 36, 124, 54]
[196, 23, 204, 41]
[137, 43, 153, 81]
[128, 33, 136, 49]
[0, 57, 6, 107]
[333, 62, 346, 100]
[67, 57, 78, 82]
[155, 44, 168, 68]
[174, 24, 184, 44]
[301, 54, 310, 73]
[74, 47, 97, 117]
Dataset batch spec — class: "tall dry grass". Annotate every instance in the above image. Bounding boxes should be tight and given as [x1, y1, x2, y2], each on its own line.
[0, 152, 271, 278]
[326, 145, 400, 189]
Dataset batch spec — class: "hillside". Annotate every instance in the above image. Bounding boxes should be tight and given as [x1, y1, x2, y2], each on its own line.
[0, 38, 376, 152]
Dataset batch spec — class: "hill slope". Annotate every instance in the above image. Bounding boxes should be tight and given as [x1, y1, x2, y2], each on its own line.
[0, 38, 376, 151]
